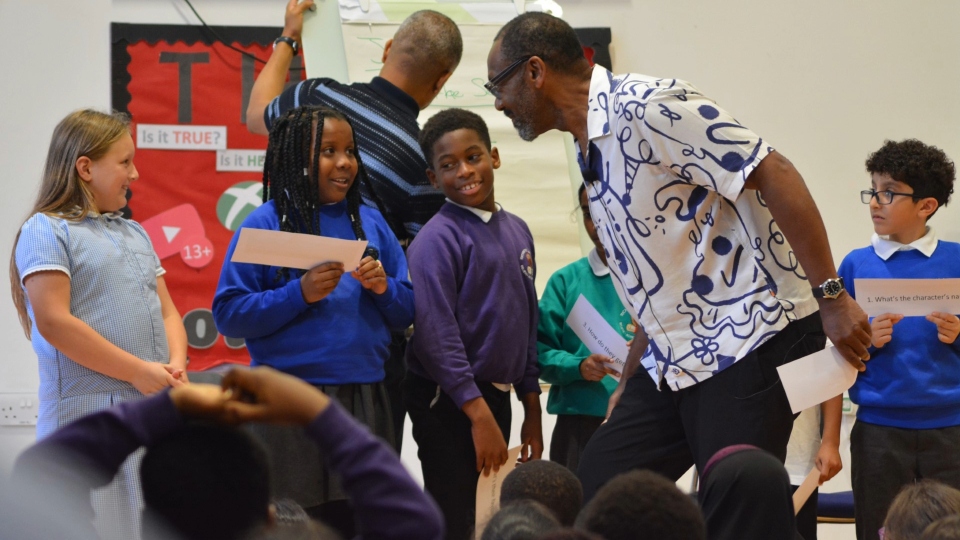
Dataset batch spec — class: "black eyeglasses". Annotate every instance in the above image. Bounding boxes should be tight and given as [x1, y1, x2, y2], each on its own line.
[484, 55, 533, 98]
[860, 189, 921, 205]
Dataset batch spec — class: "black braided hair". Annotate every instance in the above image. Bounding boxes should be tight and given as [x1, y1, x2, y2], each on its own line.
[262, 105, 370, 280]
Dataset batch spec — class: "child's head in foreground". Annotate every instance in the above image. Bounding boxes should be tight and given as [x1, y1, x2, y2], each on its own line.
[863, 139, 955, 244]
[419, 108, 500, 213]
[882, 480, 960, 540]
[500, 459, 583, 527]
[578, 469, 706, 540]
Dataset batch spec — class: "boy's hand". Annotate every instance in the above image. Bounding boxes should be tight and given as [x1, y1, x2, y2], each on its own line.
[170, 384, 232, 421]
[815, 442, 843, 485]
[462, 397, 508, 476]
[820, 294, 872, 371]
[580, 354, 619, 382]
[926, 312, 960, 344]
[281, 0, 315, 43]
[871, 313, 903, 348]
[221, 367, 330, 426]
[351, 256, 388, 295]
[164, 364, 190, 384]
[518, 392, 543, 463]
[300, 262, 344, 303]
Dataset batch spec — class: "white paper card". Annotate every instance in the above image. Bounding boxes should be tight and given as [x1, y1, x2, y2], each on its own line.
[230, 228, 367, 270]
[854, 278, 960, 317]
[475, 445, 523, 540]
[792, 468, 820, 514]
[777, 346, 858, 414]
[565, 295, 627, 381]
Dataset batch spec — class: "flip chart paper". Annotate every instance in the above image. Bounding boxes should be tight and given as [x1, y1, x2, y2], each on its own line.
[230, 228, 367, 270]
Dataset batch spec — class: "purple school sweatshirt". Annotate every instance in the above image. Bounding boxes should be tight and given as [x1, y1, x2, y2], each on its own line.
[406, 202, 541, 408]
[9, 390, 443, 540]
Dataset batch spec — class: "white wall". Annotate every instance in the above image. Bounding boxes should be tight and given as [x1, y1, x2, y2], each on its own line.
[2, 0, 958, 477]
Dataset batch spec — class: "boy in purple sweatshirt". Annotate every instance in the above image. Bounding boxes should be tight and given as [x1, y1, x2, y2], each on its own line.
[404, 108, 543, 540]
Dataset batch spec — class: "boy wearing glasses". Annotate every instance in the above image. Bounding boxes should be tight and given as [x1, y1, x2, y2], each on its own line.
[838, 139, 960, 540]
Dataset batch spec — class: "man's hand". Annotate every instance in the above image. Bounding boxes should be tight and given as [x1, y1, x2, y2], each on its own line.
[819, 294, 872, 371]
[870, 313, 903, 348]
[300, 262, 344, 303]
[579, 354, 619, 382]
[282, 0, 315, 43]
[221, 366, 330, 425]
[927, 311, 960, 344]
[350, 256, 388, 295]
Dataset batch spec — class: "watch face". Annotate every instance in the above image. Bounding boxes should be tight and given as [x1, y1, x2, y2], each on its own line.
[824, 280, 842, 297]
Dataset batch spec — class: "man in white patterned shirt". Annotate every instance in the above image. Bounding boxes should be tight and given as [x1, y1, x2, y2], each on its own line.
[488, 12, 872, 539]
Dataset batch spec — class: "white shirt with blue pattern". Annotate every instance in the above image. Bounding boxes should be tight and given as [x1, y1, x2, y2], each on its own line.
[579, 66, 818, 390]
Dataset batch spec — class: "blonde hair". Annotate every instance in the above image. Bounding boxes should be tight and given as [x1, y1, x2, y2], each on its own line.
[9, 109, 131, 338]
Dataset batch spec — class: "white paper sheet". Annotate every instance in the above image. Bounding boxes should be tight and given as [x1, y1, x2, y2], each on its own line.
[777, 346, 858, 414]
[475, 445, 523, 539]
[565, 294, 627, 381]
[792, 467, 820, 515]
[230, 228, 367, 270]
[854, 278, 960, 317]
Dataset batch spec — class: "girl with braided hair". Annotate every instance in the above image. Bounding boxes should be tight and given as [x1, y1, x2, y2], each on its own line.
[213, 106, 413, 535]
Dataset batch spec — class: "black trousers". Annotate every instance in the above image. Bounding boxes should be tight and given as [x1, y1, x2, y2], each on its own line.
[550, 414, 605, 473]
[578, 313, 825, 539]
[403, 373, 512, 540]
[851, 421, 960, 540]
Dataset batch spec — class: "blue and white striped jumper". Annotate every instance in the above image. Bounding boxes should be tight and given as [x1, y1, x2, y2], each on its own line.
[15, 211, 170, 540]
[265, 76, 445, 242]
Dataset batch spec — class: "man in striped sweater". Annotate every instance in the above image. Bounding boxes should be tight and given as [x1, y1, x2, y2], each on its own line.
[247, 0, 463, 243]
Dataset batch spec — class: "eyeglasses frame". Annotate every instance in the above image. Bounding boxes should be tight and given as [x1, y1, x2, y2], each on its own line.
[860, 189, 922, 205]
[484, 55, 534, 98]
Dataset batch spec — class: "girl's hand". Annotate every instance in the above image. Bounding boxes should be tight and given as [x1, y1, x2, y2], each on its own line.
[164, 364, 189, 384]
[870, 313, 903, 348]
[815, 442, 843, 484]
[351, 256, 388, 295]
[132, 362, 184, 395]
[926, 312, 960, 344]
[579, 354, 620, 382]
[300, 262, 344, 303]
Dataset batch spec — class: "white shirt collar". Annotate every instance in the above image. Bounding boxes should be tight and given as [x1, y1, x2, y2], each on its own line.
[587, 247, 609, 277]
[871, 227, 938, 260]
[586, 65, 613, 142]
[445, 198, 501, 223]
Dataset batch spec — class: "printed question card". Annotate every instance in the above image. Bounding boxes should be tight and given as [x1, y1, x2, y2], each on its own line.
[231, 228, 367, 270]
[854, 278, 960, 317]
[565, 295, 627, 381]
[778, 346, 859, 414]
[475, 445, 523, 540]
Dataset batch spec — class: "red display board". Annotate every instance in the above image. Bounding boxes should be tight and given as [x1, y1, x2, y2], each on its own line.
[112, 24, 303, 370]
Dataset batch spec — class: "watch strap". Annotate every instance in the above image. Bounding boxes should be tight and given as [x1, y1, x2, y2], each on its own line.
[273, 36, 299, 55]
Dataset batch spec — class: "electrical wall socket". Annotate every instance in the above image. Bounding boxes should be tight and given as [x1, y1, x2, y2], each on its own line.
[0, 393, 40, 426]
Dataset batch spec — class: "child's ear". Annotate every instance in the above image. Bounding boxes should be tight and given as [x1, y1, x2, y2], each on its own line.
[75, 156, 93, 183]
[918, 197, 939, 219]
[426, 168, 439, 189]
[490, 147, 501, 170]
